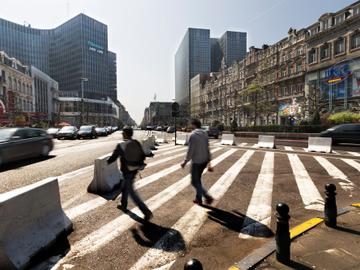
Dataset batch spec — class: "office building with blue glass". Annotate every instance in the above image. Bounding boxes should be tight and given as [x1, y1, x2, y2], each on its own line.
[0, 14, 119, 125]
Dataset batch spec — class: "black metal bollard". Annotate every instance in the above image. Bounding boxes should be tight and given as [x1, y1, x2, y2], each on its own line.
[184, 258, 203, 270]
[275, 203, 291, 263]
[324, 183, 337, 228]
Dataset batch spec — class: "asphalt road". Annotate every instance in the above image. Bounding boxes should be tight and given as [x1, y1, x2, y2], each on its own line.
[1, 131, 359, 270]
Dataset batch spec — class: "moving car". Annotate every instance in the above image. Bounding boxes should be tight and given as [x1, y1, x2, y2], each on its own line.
[0, 128, 53, 166]
[57, 126, 78, 140]
[78, 125, 97, 139]
[166, 126, 175, 133]
[95, 127, 108, 136]
[47, 127, 59, 138]
[155, 126, 163, 131]
[203, 126, 220, 139]
[320, 124, 360, 145]
[146, 125, 155, 131]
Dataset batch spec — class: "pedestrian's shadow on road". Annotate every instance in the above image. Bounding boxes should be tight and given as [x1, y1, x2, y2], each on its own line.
[335, 225, 360, 236]
[0, 155, 55, 172]
[203, 205, 274, 238]
[280, 260, 314, 270]
[131, 222, 185, 252]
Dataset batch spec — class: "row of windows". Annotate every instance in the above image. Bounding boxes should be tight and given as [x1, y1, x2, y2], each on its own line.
[7, 76, 32, 96]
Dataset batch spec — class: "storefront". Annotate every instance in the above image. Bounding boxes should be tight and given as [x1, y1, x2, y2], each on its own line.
[278, 97, 304, 125]
[306, 58, 360, 113]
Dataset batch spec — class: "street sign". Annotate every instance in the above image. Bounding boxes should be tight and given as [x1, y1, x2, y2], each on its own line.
[172, 102, 179, 117]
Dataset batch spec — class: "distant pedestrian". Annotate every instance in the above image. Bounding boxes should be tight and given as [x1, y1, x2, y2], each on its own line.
[181, 119, 214, 205]
[107, 126, 153, 221]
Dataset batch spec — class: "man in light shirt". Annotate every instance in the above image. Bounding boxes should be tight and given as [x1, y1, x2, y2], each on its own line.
[181, 119, 214, 205]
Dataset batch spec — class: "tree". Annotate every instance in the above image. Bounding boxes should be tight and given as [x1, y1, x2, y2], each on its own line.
[230, 119, 238, 132]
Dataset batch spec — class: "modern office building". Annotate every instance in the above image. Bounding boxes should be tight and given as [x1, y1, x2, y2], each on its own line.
[0, 14, 121, 125]
[141, 101, 173, 127]
[175, 28, 247, 113]
[219, 31, 247, 67]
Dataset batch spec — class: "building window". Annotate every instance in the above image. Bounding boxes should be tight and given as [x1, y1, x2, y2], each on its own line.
[354, 6, 360, 15]
[334, 38, 345, 55]
[351, 31, 360, 49]
[320, 43, 330, 60]
[334, 14, 344, 25]
[308, 48, 317, 64]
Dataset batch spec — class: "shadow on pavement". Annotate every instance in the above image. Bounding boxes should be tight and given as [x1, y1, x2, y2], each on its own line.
[131, 222, 185, 252]
[203, 205, 274, 237]
[0, 155, 56, 172]
[280, 260, 314, 270]
[335, 225, 360, 236]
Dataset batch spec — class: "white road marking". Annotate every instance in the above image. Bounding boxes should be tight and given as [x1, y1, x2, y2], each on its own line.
[153, 145, 182, 154]
[284, 146, 294, 151]
[239, 143, 248, 147]
[332, 150, 339, 155]
[287, 154, 323, 211]
[239, 152, 274, 238]
[342, 158, 360, 173]
[58, 165, 94, 183]
[348, 152, 360, 157]
[129, 150, 254, 270]
[52, 149, 237, 267]
[149, 147, 186, 159]
[314, 156, 355, 194]
[147, 151, 187, 168]
[62, 148, 222, 220]
[251, 144, 258, 148]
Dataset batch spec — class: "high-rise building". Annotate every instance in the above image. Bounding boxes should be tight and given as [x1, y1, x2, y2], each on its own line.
[175, 28, 211, 108]
[175, 28, 247, 111]
[0, 14, 122, 125]
[220, 31, 247, 67]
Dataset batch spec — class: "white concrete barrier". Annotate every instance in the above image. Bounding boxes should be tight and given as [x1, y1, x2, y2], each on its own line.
[176, 133, 189, 145]
[140, 137, 154, 156]
[307, 137, 332, 153]
[0, 178, 72, 269]
[156, 132, 168, 144]
[88, 154, 123, 194]
[258, 135, 275, 149]
[221, 133, 235, 145]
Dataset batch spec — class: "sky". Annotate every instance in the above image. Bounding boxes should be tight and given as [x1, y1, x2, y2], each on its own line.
[0, 0, 355, 123]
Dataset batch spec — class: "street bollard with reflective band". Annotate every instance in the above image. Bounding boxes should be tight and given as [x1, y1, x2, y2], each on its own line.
[325, 183, 337, 228]
[184, 258, 203, 270]
[276, 203, 291, 263]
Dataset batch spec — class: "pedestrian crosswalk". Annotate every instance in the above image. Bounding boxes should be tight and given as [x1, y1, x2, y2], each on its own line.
[49, 143, 359, 269]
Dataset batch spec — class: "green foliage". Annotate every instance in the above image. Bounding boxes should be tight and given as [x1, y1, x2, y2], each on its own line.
[236, 124, 328, 133]
[310, 111, 321, 125]
[328, 111, 360, 124]
[230, 119, 238, 132]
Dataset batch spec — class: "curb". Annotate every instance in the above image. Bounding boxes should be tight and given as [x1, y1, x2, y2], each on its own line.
[229, 203, 360, 270]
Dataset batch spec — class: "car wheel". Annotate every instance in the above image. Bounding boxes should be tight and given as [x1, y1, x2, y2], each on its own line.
[40, 145, 50, 157]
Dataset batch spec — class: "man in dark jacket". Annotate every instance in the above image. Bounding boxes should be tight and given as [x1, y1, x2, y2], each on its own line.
[181, 119, 214, 205]
[107, 126, 153, 221]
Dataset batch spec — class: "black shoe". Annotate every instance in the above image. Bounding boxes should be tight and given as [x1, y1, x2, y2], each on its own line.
[117, 204, 128, 212]
[205, 196, 214, 205]
[193, 199, 203, 205]
[144, 211, 153, 221]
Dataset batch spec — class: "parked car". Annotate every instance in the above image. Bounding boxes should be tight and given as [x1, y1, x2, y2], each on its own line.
[146, 125, 155, 130]
[0, 128, 53, 166]
[57, 126, 78, 140]
[112, 126, 118, 132]
[47, 127, 59, 138]
[78, 125, 97, 139]
[95, 127, 108, 136]
[155, 126, 163, 131]
[320, 124, 360, 145]
[166, 126, 175, 133]
[106, 126, 114, 134]
[203, 126, 220, 139]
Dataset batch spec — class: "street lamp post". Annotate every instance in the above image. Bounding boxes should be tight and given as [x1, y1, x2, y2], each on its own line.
[80, 77, 88, 125]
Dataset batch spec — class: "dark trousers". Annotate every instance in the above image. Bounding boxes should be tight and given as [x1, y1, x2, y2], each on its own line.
[121, 171, 151, 215]
[191, 162, 210, 200]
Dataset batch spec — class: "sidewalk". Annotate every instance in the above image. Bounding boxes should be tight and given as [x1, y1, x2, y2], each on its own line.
[257, 207, 360, 270]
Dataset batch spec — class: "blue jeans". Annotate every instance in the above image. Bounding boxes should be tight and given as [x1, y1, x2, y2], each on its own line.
[121, 171, 151, 215]
[191, 162, 210, 201]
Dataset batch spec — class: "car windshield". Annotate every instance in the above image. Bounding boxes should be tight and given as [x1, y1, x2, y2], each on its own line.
[61, 126, 75, 131]
[80, 126, 92, 131]
[0, 128, 16, 140]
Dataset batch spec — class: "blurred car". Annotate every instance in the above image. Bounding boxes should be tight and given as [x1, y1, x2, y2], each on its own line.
[57, 126, 78, 140]
[146, 125, 155, 130]
[166, 126, 175, 133]
[78, 125, 97, 139]
[155, 126, 163, 131]
[95, 127, 108, 136]
[47, 127, 59, 138]
[203, 126, 220, 139]
[0, 127, 53, 166]
[320, 124, 360, 145]
[106, 126, 114, 134]
[112, 126, 118, 132]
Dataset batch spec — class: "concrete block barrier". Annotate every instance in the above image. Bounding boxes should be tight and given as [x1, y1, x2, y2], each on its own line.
[307, 137, 332, 153]
[88, 154, 123, 194]
[140, 137, 154, 156]
[258, 135, 275, 149]
[156, 132, 168, 144]
[221, 133, 235, 145]
[176, 133, 189, 145]
[0, 178, 72, 269]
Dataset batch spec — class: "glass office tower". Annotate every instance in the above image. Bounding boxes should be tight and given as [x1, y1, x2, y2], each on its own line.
[0, 14, 116, 101]
[220, 31, 247, 67]
[175, 28, 211, 108]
